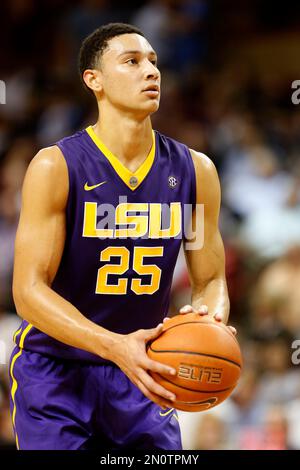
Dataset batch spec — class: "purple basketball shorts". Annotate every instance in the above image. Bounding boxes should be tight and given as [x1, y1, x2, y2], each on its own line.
[9, 346, 182, 450]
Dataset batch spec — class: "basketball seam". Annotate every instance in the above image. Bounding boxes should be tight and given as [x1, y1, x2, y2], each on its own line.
[149, 346, 241, 368]
[154, 372, 235, 393]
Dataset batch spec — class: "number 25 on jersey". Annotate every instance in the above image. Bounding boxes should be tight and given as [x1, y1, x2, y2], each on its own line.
[96, 246, 164, 295]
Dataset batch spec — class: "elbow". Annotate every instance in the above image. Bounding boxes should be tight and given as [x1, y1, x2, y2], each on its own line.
[12, 281, 28, 319]
[12, 277, 37, 320]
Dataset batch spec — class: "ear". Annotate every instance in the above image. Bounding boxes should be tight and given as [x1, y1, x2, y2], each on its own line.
[82, 69, 103, 94]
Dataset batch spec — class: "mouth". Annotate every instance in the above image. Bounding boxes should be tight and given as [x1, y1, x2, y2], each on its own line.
[142, 85, 159, 98]
[142, 85, 160, 97]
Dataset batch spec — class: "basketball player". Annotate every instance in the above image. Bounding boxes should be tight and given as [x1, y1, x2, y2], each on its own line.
[9, 23, 235, 450]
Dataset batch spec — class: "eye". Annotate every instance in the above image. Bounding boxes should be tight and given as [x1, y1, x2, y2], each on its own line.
[126, 58, 137, 65]
[151, 60, 158, 66]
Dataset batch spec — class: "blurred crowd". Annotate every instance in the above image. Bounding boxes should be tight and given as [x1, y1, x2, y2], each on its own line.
[1, 0, 300, 450]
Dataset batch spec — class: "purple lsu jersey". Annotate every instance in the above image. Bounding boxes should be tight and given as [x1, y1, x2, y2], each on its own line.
[14, 126, 196, 363]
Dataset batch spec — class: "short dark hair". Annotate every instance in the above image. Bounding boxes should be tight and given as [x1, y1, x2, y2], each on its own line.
[78, 23, 145, 84]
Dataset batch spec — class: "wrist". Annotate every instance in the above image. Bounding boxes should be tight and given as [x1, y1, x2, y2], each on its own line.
[92, 328, 124, 361]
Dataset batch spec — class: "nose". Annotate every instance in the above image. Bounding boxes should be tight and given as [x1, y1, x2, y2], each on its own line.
[144, 60, 159, 80]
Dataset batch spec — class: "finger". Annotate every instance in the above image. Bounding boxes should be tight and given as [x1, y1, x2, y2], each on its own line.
[214, 312, 223, 322]
[163, 317, 171, 324]
[179, 305, 194, 314]
[143, 323, 164, 342]
[146, 358, 176, 377]
[136, 379, 175, 409]
[228, 326, 237, 335]
[197, 305, 208, 315]
[139, 369, 176, 402]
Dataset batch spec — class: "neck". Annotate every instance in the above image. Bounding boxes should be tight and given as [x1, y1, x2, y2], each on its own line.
[93, 105, 153, 170]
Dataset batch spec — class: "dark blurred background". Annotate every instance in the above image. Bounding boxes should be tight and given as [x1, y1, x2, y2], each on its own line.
[1, 0, 300, 450]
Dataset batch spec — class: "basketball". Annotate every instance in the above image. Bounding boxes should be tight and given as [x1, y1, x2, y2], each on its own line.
[147, 313, 242, 412]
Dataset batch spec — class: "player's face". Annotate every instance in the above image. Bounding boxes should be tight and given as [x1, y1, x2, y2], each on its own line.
[99, 34, 161, 116]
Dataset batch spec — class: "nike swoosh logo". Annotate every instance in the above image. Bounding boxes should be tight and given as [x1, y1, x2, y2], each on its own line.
[84, 181, 107, 191]
[159, 408, 174, 417]
[175, 397, 218, 410]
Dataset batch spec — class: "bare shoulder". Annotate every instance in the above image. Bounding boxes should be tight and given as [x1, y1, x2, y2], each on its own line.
[27, 145, 67, 177]
[189, 148, 220, 206]
[23, 145, 68, 210]
[189, 148, 218, 178]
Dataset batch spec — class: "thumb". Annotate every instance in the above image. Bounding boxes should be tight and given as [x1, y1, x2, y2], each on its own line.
[143, 323, 164, 342]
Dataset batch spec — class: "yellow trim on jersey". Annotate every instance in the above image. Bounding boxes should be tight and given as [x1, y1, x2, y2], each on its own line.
[10, 324, 33, 450]
[86, 126, 156, 191]
[13, 326, 22, 344]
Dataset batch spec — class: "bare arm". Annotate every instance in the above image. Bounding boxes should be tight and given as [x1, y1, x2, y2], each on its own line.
[13, 145, 121, 357]
[183, 149, 230, 323]
[13, 146, 176, 407]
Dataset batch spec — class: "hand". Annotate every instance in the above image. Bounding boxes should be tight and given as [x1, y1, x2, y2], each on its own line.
[108, 323, 177, 409]
[169, 304, 237, 336]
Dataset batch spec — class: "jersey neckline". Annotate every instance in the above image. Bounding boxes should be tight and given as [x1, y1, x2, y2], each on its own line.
[85, 125, 156, 192]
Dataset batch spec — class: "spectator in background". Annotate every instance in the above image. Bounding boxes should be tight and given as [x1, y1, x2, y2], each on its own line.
[240, 405, 290, 450]
[251, 245, 300, 336]
[223, 145, 292, 220]
[254, 334, 300, 411]
[132, 0, 208, 73]
[63, 0, 129, 74]
[262, 405, 290, 450]
[193, 414, 229, 450]
[131, 0, 171, 67]
[67, 0, 115, 43]
[223, 367, 262, 445]
[36, 83, 83, 147]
